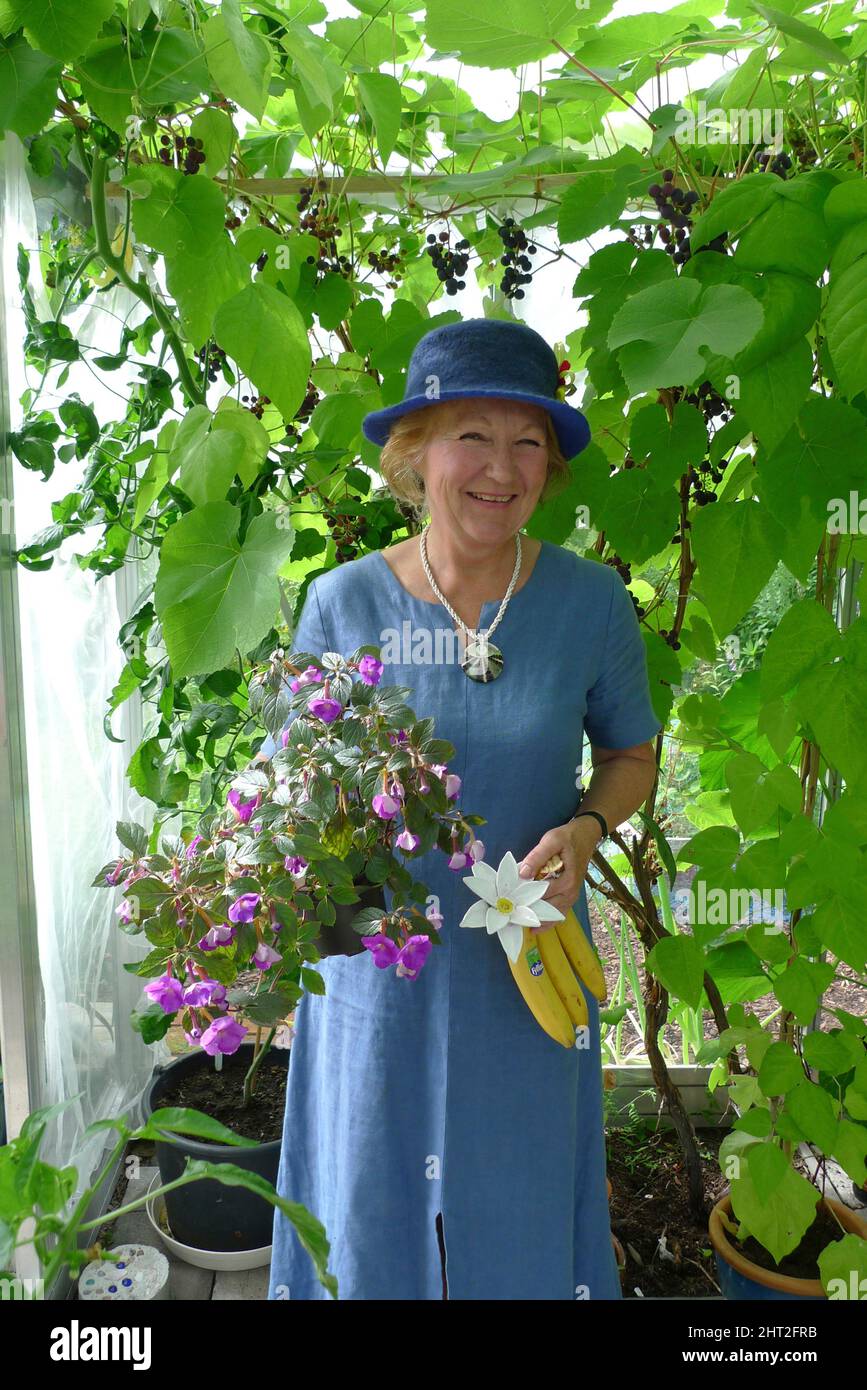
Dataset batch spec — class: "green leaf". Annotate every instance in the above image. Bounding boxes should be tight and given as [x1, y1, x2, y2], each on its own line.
[725, 751, 788, 835]
[819, 1234, 867, 1300]
[826, 254, 867, 401]
[0, 35, 62, 139]
[164, 237, 249, 350]
[757, 1042, 804, 1097]
[122, 164, 226, 259]
[793, 663, 867, 785]
[727, 336, 812, 453]
[607, 280, 764, 393]
[690, 172, 777, 253]
[203, 0, 273, 122]
[733, 186, 830, 280]
[773, 957, 836, 1025]
[422, 0, 612, 68]
[213, 282, 311, 423]
[645, 933, 706, 1010]
[629, 402, 707, 489]
[558, 164, 641, 244]
[760, 598, 842, 702]
[784, 1081, 839, 1154]
[7, 0, 115, 61]
[731, 1147, 819, 1264]
[153, 502, 295, 679]
[749, 3, 849, 68]
[357, 71, 402, 166]
[172, 406, 250, 506]
[690, 499, 785, 633]
[116, 820, 149, 857]
[590, 469, 680, 565]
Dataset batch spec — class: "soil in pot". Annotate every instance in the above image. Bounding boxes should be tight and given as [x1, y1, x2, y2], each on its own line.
[720, 1198, 858, 1282]
[154, 1049, 287, 1144]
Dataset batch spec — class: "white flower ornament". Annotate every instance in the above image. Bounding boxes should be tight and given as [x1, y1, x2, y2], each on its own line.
[459, 850, 564, 963]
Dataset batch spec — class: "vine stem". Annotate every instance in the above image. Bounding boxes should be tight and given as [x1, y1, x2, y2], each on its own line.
[88, 150, 205, 408]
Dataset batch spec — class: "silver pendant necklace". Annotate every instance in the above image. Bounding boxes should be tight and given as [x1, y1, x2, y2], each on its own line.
[419, 523, 522, 683]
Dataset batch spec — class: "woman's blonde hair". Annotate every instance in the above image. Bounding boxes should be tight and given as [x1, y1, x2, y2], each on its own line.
[377, 398, 573, 522]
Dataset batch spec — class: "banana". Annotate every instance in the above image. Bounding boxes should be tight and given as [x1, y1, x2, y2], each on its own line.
[535, 925, 590, 1029]
[507, 926, 577, 1049]
[555, 908, 608, 1003]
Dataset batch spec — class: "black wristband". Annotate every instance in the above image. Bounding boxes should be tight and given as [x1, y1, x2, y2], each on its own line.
[571, 809, 608, 841]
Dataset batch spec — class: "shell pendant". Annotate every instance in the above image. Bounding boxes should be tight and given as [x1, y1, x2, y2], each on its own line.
[460, 634, 504, 683]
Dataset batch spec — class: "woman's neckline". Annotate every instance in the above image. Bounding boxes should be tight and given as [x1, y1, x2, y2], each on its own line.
[373, 536, 551, 617]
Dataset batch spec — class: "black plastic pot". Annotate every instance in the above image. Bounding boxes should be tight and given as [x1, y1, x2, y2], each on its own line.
[309, 880, 387, 958]
[143, 1044, 289, 1252]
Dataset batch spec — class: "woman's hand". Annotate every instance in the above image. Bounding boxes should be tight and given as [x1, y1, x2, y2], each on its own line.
[516, 817, 603, 927]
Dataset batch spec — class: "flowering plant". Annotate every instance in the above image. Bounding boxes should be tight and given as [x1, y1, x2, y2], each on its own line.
[95, 641, 485, 1102]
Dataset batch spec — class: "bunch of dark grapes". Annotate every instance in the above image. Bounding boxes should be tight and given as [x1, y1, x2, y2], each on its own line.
[158, 132, 205, 174]
[682, 379, 734, 425]
[497, 217, 536, 299]
[425, 231, 470, 295]
[647, 170, 726, 266]
[658, 627, 681, 650]
[606, 551, 647, 619]
[196, 340, 228, 385]
[756, 149, 792, 178]
[368, 245, 404, 289]
[322, 505, 369, 563]
[241, 391, 271, 420]
[296, 179, 327, 216]
[294, 379, 319, 423]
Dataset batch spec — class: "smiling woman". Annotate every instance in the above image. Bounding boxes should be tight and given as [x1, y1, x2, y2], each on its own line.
[378, 395, 572, 523]
[265, 317, 662, 1303]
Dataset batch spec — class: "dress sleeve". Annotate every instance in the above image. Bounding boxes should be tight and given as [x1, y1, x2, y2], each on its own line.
[257, 578, 330, 759]
[582, 569, 663, 750]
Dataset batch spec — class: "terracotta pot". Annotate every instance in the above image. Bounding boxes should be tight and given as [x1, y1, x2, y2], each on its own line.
[709, 1191, 867, 1300]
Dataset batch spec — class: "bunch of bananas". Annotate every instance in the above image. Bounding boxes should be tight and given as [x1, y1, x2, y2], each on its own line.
[507, 853, 607, 1048]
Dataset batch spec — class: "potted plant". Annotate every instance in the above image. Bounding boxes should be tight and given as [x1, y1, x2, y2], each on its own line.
[96, 640, 484, 1255]
[0, 1095, 336, 1299]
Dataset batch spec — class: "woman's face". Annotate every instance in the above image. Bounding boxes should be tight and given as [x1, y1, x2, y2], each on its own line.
[417, 397, 550, 545]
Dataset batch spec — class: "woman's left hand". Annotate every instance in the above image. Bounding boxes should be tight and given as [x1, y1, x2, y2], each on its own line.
[516, 817, 603, 926]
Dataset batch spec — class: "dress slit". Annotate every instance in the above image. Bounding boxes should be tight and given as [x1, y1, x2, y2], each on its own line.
[435, 1210, 449, 1300]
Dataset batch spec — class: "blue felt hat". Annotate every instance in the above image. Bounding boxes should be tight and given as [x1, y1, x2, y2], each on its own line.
[360, 317, 591, 461]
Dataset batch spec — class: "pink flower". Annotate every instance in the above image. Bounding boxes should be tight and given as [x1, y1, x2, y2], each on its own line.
[372, 792, 400, 819]
[228, 892, 260, 924]
[468, 839, 485, 862]
[357, 655, 384, 685]
[284, 854, 308, 876]
[184, 1026, 203, 1046]
[116, 899, 136, 926]
[445, 773, 461, 799]
[289, 664, 322, 692]
[396, 935, 431, 980]
[253, 942, 282, 971]
[183, 978, 227, 1008]
[227, 788, 259, 823]
[396, 829, 420, 852]
[197, 923, 237, 951]
[145, 974, 185, 1013]
[201, 1015, 248, 1056]
[308, 696, 343, 724]
[425, 904, 444, 930]
[362, 935, 400, 968]
[185, 835, 204, 860]
[448, 850, 469, 871]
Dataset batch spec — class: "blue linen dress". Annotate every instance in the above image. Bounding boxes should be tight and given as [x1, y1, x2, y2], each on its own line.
[265, 538, 661, 1301]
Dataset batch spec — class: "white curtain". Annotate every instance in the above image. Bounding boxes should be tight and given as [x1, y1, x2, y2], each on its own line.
[2, 133, 171, 1204]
